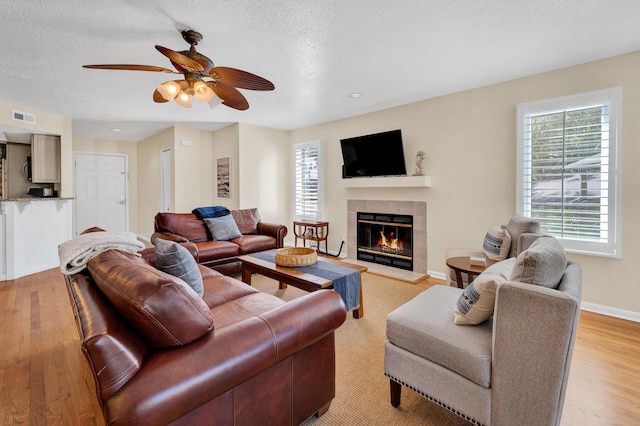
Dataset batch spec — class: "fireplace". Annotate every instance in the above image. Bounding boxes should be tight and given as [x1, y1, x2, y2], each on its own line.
[357, 212, 413, 271]
[347, 200, 427, 275]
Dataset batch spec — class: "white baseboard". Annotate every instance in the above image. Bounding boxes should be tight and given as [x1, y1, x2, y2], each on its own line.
[580, 301, 640, 323]
[428, 270, 446, 280]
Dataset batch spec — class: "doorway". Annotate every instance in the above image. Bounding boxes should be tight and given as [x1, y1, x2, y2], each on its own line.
[74, 153, 128, 235]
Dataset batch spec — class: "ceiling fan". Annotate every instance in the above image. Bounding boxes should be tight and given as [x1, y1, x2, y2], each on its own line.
[83, 30, 274, 110]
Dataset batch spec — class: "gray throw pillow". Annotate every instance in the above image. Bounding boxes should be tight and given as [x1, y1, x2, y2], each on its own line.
[204, 215, 243, 241]
[510, 236, 566, 289]
[505, 215, 541, 258]
[154, 238, 204, 297]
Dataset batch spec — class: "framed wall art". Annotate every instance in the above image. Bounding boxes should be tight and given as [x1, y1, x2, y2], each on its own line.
[217, 157, 230, 198]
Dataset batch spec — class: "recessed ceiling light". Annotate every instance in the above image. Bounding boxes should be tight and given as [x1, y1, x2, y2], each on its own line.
[349, 92, 363, 98]
[111, 128, 122, 132]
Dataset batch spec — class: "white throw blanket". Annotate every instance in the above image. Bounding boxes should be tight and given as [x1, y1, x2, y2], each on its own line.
[58, 231, 146, 275]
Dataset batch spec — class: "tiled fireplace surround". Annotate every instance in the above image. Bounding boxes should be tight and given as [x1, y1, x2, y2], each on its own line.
[347, 200, 427, 275]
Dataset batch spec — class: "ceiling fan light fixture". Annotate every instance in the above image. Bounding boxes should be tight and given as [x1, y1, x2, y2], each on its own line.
[157, 81, 181, 101]
[193, 81, 215, 102]
[175, 91, 192, 108]
[208, 93, 223, 109]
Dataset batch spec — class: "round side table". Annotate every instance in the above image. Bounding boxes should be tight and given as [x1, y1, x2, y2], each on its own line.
[445, 256, 487, 289]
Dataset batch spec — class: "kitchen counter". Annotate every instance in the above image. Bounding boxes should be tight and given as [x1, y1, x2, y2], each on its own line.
[0, 196, 74, 202]
[1, 197, 73, 280]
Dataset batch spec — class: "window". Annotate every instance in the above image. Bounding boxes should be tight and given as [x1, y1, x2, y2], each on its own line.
[293, 140, 324, 220]
[516, 87, 622, 258]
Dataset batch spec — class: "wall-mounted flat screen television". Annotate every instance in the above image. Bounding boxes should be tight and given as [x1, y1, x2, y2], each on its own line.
[340, 129, 407, 178]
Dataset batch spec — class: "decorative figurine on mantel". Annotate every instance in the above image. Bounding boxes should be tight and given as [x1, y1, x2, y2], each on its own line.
[414, 150, 426, 176]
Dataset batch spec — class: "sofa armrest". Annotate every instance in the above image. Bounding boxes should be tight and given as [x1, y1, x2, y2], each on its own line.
[257, 222, 288, 247]
[151, 231, 189, 244]
[104, 290, 346, 425]
[491, 276, 581, 425]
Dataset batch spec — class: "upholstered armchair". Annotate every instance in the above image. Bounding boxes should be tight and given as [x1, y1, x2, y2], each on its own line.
[446, 215, 541, 287]
[385, 235, 581, 426]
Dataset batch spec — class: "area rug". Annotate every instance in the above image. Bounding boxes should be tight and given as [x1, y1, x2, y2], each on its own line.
[248, 272, 474, 426]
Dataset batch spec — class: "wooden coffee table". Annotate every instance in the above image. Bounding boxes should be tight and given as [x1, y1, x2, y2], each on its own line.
[446, 256, 486, 289]
[239, 254, 366, 319]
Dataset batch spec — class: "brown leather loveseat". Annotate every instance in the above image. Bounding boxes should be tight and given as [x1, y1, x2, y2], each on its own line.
[64, 248, 346, 425]
[152, 208, 287, 275]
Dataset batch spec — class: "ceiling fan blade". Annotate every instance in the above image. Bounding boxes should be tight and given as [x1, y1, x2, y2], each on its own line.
[208, 81, 249, 110]
[83, 64, 178, 73]
[209, 67, 275, 91]
[155, 45, 204, 72]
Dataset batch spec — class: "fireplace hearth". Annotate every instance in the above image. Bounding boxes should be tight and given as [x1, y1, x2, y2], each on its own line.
[357, 212, 413, 271]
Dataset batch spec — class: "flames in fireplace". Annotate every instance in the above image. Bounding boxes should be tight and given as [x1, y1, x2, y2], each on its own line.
[356, 212, 413, 271]
[377, 230, 404, 254]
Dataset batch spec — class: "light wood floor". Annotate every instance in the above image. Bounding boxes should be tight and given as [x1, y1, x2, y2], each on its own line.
[1, 269, 639, 425]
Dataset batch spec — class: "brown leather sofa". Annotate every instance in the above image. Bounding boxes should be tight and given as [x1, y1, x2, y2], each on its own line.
[151, 208, 287, 275]
[64, 248, 346, 425]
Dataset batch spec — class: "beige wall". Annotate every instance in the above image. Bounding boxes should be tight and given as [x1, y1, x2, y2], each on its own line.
[136, 128, 174, 238]
[289, 50, 640, 315]
[73, 137, 139, 232]
[237, 124, 290, 225]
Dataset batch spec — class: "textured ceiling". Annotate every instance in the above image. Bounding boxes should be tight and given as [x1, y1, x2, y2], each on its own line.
[1, 0, 640, 142]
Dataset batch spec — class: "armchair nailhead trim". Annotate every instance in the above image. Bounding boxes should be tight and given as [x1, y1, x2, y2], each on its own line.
[384, 373, 484, 426]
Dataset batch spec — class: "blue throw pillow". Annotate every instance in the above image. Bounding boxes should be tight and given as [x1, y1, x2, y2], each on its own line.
[204, 215, 243, 241]
[154, 239, 204, 297]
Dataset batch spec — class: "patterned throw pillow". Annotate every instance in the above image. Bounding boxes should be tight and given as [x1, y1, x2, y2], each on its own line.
[454, 257, 516, 325]
[154, 238, 204, 297]
[482, 225, 512, 261]
[204, 215, 243, 241]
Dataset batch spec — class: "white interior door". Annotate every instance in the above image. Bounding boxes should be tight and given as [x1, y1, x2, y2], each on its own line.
[74, 153, 127, 235]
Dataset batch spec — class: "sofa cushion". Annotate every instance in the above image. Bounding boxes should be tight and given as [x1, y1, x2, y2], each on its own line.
[195, 240, 241, 260]
[232, 234, 278, 254]
[482, 225, 511, 261]
[87, 250, 214, 347]
[387, 285, 493, 388]
[155, 213, 210, 242]
[154, 238, 204, 297]
[231, 208, 261, 235]
[201, 275, 261, 309]
[204, 215, 243, 241]
[510, 236, 567, 289]
[505, 215, 541, 258]
[454, 257, 516, 325]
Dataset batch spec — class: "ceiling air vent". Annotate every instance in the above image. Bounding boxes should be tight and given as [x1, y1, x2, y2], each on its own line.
[12, 110, 36, 125]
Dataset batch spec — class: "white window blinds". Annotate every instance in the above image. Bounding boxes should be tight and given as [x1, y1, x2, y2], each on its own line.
[293, 140, 324, 220]
[516, 88, 621, 257]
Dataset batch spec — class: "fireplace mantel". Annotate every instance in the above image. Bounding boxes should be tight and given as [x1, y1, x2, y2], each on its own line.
[341, 175, 431, 188]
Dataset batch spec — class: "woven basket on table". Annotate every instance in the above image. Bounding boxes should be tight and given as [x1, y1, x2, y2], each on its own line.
[275, 247, 317, 267]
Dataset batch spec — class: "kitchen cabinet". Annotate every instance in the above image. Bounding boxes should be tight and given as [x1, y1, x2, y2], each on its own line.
[31, 134, 60, 183]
